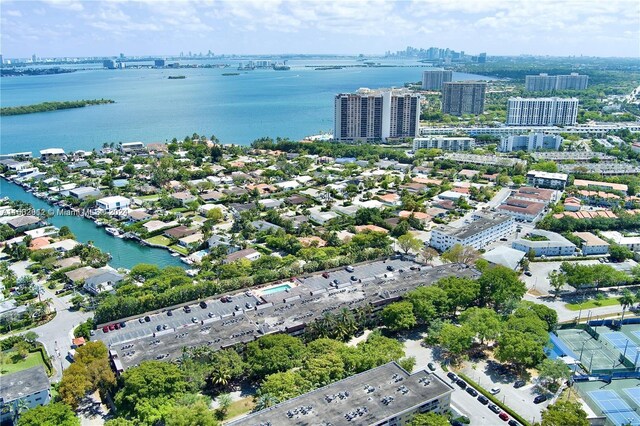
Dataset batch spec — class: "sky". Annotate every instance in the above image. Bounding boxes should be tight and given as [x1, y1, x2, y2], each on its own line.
[1, 0, 639, 58]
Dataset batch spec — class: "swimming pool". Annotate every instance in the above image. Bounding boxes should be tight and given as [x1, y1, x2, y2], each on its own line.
[261, 283, 292, 295]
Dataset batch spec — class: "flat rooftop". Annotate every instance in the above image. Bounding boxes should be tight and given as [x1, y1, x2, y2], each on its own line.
[227, 362, 453, 426]
[434, 213, 512, 241]
[0, 365, 49, 403]
[94, 260, 479, 370]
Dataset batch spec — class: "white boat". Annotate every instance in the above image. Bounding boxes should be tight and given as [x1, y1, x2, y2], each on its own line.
[172, 252, 181, 257]
[105, 227, 120, 237]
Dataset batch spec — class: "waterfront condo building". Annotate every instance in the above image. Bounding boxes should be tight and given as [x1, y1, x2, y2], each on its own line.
[334, 88, 420, 142]
[421, 69, 453, 90]
[506, 97, 579, 126]
[429, 213, 513, 252]
[525, 73, 589, 92]
[441, 82, 486, 116]
[413, 136, 475, 151]
[499, 133, 563, 152]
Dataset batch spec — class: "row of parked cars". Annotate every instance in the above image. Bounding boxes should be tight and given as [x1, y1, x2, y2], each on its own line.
[446, 372, 534, 426]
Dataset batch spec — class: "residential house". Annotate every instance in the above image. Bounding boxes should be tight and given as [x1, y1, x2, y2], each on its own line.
[7, 216, 43, 233]
[171, 191, 197, 205]
[96, 196, 131, 214]
[69, 186, 101, 200]
[223, 248, 261, 264]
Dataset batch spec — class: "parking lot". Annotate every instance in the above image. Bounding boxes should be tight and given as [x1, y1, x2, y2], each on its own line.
[94, 260, 480, 369]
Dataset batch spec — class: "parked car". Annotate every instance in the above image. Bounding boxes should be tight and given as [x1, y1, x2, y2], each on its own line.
[447, 372, 457, 380]
[114, 323, 120, 330]
[108, 324, 115, 331]
[386, 265, 395, 271]
[199, 301, 207, 309]
[208, 312, 215, 318]
[120, 321, 126, 328]
[167, 310, 173, 316]
[499, 412, 509, 421]
[456, 379, 467, 389]
[144, 316, 151, 322]
[322, 272, 329, 279]
[524, 271, 532, 277]
[191, 317, 198, 323]
[514, 380, 526, 388]
[102, 326, 109, 333]
[220, 296, 230, 303]
[477, 395, 489, 405]
[534, 395, 547, 404]
[345, 265, 354, 272]
[350, 275, 358, 281]
[427, 363, 436, 371]
[490, 387, 501, 395]
[245, 302, 253, 309]
[183, 306, 191, 313]
[488, 404, 501, 414]
[138, 318, 145, 323]
[508, 420, 520, 426]
[466, 387, 478, 397]
[156, 325, 163, 331]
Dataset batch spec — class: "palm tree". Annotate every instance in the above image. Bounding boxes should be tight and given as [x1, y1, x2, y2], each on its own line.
[210, 367, 232, 388]
[619, 290, 635, 322]
[254, 394, 278, 411]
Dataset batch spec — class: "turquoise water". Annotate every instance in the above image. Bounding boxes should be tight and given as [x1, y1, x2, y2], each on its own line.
[0, 179, 184, 269]
[261, 283, 292, 295]
[0, 59, 495, 154]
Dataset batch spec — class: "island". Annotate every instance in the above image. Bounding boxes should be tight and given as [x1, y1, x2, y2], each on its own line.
[167, 75, 186, 79]
[0, 99, 115, 116]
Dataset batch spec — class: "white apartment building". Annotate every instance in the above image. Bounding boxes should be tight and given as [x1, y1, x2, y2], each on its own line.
[429, 213, 514, 251]
[413, 136, 475, 152]
[573, 232, 610, 255]
[119, 141, 147, 154]
[499, 133, 563, 152]
[96, 195, 131, 214]
[334, 88, 420, 142]
[525, 73, 589, 91]
[526, 171, 569, 189]
[0, 366, 51, 423]
[600, 231, 640, 252]
[512, 230, 576, 257]
[506, 98, 579, 126]
[39, 148, 66, 162]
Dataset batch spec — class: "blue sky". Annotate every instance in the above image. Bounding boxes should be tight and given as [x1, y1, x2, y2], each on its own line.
[1, 0, 639, 58]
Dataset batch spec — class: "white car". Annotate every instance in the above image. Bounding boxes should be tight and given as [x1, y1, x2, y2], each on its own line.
[490, 387, 501, 395]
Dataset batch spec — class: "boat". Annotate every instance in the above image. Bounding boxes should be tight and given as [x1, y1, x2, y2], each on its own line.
[168, 75, 186, 79]
[172, 252, 181, 257]
[95, 220, 105, 227]
[105, 227, 120, 237]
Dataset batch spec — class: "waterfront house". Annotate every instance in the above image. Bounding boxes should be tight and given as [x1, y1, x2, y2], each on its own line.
[7, 216, 43, 233]
[96, 196, 131, 214]
[207, 234, 240, 254]
[40, 148, 66, 162]
[0, 366, 51, 424]
[43, 239, 79, 253]
[142, 220, 178, 234]
[179, 233, 204, 248]
[127, 210, 151, 222]
[69, 186, 101, 200]
[118, 142, 147, 155]
[164, 226, 198, 240]
[223, 248, 261, 264]
[83, 267, 124, 295]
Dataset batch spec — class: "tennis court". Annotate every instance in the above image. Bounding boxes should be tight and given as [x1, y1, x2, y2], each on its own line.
[588, 390, 640, 426]
[556, 329, 617, 371]
[602, 332, 640, 367]
[624, 387, 640, 406]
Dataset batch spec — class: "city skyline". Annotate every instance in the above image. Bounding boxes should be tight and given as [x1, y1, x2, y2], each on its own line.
[1, 0, 639, 58]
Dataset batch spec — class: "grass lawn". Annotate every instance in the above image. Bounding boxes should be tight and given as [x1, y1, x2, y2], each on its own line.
[145, 235, 172, 246]
[0, 350, 46, 375]
[565, 297, 620, 311]
[222, 397, 255, 421]
[137, 195, 159, 201]
[170, 207, 189, 213]
[169, 245, 189, 255]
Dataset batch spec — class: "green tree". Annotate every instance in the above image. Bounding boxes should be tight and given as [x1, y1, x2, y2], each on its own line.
[216, 393, 233, 418]
[206, 207, 224, 223]
[436, 276, 480, 315]
[381, 301, 417, 331]
[405, 286, 449, 323]
[541, 401, 589, 426]
[548, 270, 566, 299]
[619, 289, 636, 322]
[460, 307, 502, 344]
[409, 412, 450, 426]
[441, 244, 480, 265]
[257, 371, 311, 402]
[477, 265, 526, 311]
[608, 244, 633, 262]
[396, 233, 422, 254]
[436, 323, 474, 361]
[164, 399, 218, 426]
[245, 334, 305, 378]
[17, 402, 79, 426]
[538, 359, 571, 386]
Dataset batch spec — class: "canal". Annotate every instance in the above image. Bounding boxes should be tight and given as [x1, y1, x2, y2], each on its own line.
[1, 179, 184, 269]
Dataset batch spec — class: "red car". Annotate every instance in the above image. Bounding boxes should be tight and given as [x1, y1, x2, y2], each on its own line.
[322, 272, 329, 278]
[499, 412, 509, 422]
[114, 323, 120, 330]
[108, 324, 115, 331]
[102, 326, 109, 333]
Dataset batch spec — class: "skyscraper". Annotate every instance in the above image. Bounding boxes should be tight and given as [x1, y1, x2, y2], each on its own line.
[334, 88, 420, 142]
[421, 69, 453, 90]
[441, 82, 486, 116]
[506, 98, 579, 126]
[525, 73, 589, 91]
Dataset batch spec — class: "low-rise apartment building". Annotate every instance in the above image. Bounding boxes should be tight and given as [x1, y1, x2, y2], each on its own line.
[0, 366, 51, 423]
[429, 213, 513, 251]
[497, 198, 546, 222]
[512, 230, 576, 257]
[526, 171, 568, 189]
[413, 136, 475, 152]
[600, 231, 640, 252]
[573, 232, 610, 255]
[228, 361, 453, 426]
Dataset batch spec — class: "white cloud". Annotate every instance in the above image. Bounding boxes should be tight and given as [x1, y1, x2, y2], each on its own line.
[40, 0, 84, 12]
[5, 10, 22, 17]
